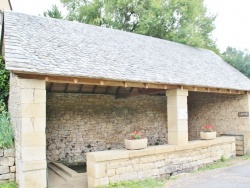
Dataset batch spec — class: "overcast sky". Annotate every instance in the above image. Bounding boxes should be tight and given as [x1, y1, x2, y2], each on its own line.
[10, 0, 250, 52]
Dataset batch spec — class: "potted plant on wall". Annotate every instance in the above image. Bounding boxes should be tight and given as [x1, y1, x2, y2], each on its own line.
[125, 131, 148, 150]
[200, 124, 216, 140]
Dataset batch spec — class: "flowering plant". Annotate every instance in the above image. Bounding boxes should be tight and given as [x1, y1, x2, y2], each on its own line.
[129, 131, 144, 140]
[203, 124, 215, 132]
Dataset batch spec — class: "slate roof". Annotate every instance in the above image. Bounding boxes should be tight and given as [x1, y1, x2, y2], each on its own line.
[2, 11, 250, 91]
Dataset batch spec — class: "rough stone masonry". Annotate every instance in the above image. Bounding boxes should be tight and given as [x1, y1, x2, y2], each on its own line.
[0, 148, 16, 183]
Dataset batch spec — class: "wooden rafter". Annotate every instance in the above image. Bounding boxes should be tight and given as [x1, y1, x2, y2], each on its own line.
[92, 85, 97, 93]
[64, 83, 69, 92]
[116, 89, 166, 99]
[18, 74, 248, 95]
[115, 87, 121, 95]
[49, 83, 54, 91]
[79, 84, 84, 92]
[105, 86, 110, 94]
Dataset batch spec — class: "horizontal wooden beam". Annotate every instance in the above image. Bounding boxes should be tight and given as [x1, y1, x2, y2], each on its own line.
[116, 89, 166, 99]
[17, 73, 248, 95]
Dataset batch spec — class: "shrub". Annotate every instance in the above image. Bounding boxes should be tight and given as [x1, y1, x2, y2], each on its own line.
[0, 111, 14, 149]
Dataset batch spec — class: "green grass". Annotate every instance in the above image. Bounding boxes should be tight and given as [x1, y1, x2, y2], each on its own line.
[0, 181, 18, 188]
[243, 154, 250, 160]
[99, 178, 166, 188]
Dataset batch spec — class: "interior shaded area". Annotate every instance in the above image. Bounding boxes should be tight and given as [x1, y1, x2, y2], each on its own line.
[46, 83, 167, 165]
[188, 91, 245, 141]
[65, 163, 87, 173]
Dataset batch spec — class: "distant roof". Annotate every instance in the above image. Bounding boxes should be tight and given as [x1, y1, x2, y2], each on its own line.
[2, 11, 250, 91]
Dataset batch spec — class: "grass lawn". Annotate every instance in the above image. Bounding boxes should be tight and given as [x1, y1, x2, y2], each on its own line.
[99, 178, 166, 188]
[0, 181, 17, 188]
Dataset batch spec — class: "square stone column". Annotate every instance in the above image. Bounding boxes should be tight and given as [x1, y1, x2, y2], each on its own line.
[239, 94, 250, 154]
[166, 89, 188, 145]
[9, 74, 47, 188]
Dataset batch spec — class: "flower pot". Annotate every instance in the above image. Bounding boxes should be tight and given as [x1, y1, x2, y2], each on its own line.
[200, 132, 216, 140]
[125, 138, 148, 150]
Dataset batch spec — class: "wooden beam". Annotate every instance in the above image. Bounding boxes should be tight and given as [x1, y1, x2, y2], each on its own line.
[92, 85, 97, 93]
[64, 83, 69, 92]
[78, 84, 84, 92]
[49, 83, 54, 92]
[116, 89, 166, 99]
[18, 74, 249, 95]
[115, 87, 121, 95]
[105, 86, 110, 94]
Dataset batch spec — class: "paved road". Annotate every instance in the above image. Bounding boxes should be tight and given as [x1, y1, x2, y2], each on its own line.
[165, 160, 250, 188]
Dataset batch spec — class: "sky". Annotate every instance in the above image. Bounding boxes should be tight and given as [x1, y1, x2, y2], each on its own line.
[9, 0, 250, 52]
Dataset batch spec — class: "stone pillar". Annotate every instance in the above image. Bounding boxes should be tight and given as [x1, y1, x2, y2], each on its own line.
[166, 89, 188, 145]
[239, 94, 250, 154]
[14, 77, 47, 188]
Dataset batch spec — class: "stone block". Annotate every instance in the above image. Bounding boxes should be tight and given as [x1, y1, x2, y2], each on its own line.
[21, 132, 46, 147]
[120, 172, 138, 181]
[21, 118, 46, 132]
[166, 89, 188, 97]
[4, 149, 15, 157]
[88, 176, 109, 188]
[142, 163, 154, 170]
[0, 157, 15, 166]
[0, 166, 9, 174]
[87, 162, 106, 178]
[139, 157, 148, 163]
[116, 167, 126, 175]
[21, 146, 46, 161]
[155, 145, 174, 154]
[133, 164, 143, 172]
[20, 88, 34, 104]
[10, 166, 16, 173]
[20, 79, 45, 89]
[21, 160, 46, 171]
[20, 103, 46, 118]
[0, 173, 15, 180]
[87, 150, 129, 162]
[168, 131, 188, 145]
[22, 169, 47, 188]
[34, 90, 46, 103]
[129, 147, 155, 158]
[107, 169, 115, 177]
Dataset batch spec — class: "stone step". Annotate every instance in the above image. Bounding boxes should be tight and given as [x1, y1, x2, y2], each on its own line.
[48, 163, 71, 181]
[49, 162, 87, 179]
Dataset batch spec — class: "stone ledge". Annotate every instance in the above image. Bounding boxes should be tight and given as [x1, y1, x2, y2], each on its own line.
[87, 137, 235, 163]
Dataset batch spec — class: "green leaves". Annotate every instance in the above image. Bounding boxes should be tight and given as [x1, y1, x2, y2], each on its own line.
[44, 5, 64, 19]
[59, 0, 218, 53]
[223, 47, 250, 78]
[0, 111, 14, 149]
[0, 56, 9, 112]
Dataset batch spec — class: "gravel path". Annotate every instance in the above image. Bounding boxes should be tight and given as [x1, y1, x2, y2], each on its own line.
[164, 159, 250, 188]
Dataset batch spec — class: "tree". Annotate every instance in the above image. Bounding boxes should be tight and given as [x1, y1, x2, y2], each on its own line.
[44, 5, 63, 19]
[60, 0, 219, 53]
[0, 56, 9, 112]
[223, 47, 250, 79]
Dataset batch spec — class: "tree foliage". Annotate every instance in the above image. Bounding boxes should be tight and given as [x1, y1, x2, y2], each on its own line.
[223, 47, 250, 79]
[59, 0, 218, 53]
[44, 4, 63, 19]
[0, 56, 9, 112]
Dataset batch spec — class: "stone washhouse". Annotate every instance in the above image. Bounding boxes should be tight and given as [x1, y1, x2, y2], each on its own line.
[1, 11, 250, 187]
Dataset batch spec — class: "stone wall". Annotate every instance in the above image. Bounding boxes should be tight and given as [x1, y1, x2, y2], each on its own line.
[188, 92, 250, 154]
[87, 137, 235, 187]
[0, 149, 15, 182]
[46, 93, 167, 164]
[8, 73, 21, 183]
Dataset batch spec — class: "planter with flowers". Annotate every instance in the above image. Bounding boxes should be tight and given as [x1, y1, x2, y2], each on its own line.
[125, 131, 148, 150]
[200, 124, 216, 140]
